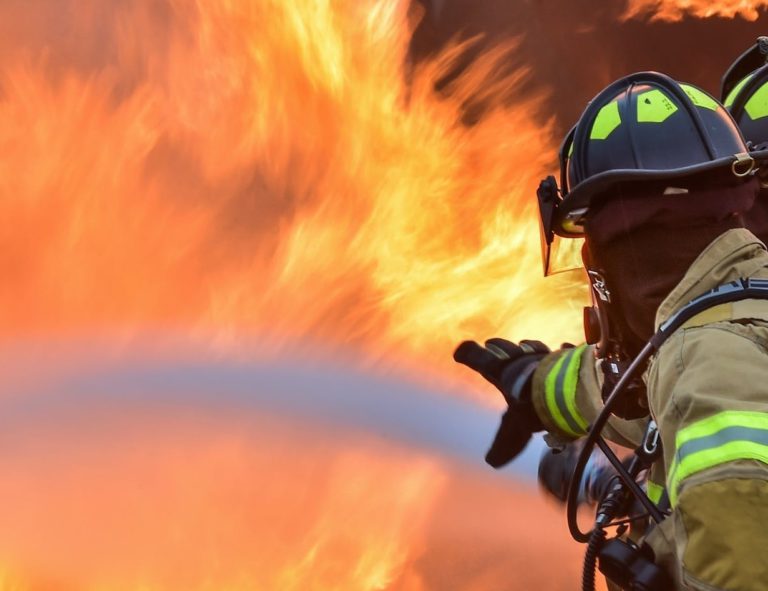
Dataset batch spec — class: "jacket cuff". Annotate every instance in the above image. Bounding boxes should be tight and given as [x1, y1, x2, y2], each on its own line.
[531, 345, 590, 440]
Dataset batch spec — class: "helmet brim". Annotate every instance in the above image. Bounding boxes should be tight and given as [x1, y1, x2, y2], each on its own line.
[554, 150, 768, 238]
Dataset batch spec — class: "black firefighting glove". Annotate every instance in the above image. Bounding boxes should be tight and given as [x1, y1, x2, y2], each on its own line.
[453, 338, 550, 468]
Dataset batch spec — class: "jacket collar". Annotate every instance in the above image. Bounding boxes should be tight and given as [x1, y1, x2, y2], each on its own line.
[655, 228, 768, 330]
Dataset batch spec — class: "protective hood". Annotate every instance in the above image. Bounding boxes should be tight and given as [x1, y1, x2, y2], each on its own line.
[584, 178, 760, 349]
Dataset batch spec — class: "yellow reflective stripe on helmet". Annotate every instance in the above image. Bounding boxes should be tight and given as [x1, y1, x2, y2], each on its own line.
[590, 101, 621, 140]
[725, 73, 754, 108]
[745, 81, 768, 120]
[544, 345, 589, 437]
[681, 84, 719, 111]
[646, 481, 665, 505]
[667, 411, 768, 505]
[637, 89, 678, 123]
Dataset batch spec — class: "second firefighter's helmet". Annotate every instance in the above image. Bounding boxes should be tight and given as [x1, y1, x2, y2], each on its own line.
[721, 36, 768, 150]
[550, 72, 757, 237]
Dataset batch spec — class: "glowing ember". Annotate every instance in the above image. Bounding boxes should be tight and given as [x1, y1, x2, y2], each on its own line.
[623, 0, 768, 21]
[0, 0, 586, 378]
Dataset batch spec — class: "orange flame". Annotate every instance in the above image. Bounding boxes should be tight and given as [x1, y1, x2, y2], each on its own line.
[0, 0, 586, 378]
[0, 382, 584, 591]
[0, 2, 590, 588]
[0, 414, 445, 590]
[623, 0, 768, 21]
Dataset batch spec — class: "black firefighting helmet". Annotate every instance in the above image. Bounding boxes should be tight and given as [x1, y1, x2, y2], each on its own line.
[722, 37, 768, 149]
[540, 72, 761, 241]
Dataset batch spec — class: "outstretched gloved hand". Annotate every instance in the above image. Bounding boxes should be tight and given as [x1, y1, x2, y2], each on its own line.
[454, 338, 550, 468]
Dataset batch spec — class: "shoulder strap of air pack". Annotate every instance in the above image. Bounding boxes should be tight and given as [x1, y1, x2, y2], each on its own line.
[650, 278, 768, 350]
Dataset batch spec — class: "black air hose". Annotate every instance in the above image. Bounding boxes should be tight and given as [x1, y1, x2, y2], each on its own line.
[582, 527, 606, 591]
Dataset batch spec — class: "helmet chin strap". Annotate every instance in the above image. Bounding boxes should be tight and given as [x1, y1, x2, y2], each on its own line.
[585, 267, 612, 354]
[582, 244, 623, 357]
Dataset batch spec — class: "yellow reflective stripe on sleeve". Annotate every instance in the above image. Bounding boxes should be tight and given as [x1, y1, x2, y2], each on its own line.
[667, 411, 768, 506]
[646, 481, 664, 505]
[675, 410, 768, 442]
[544, 345, 589, 437]
[544, 354, 569, 434]
[562, 346, 588, 432]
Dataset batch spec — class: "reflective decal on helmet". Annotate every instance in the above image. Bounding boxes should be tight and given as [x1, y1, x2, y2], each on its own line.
[590, 101, 621, 140]
[682, 84, 719, 111]
[637, 89, 678, 123]
[721, 37, 768, 103]
[724, 73, 754, 108]
[744, 81, 768, 120]
[722, 42, 768, 146]
[546, 72, 758, 240]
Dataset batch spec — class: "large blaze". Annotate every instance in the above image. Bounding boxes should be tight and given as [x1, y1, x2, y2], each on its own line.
[7, 0, 763, 589]
[0, 0, 586, 380]
[623, 0, 768, 21]
[0, 1, 588, 588]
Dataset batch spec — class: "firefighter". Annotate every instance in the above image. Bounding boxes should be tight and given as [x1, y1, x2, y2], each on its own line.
[535, 36, 768, 526]
[722, 35, 768, 240]
[455, 71, 768, 590]
[721, 35, 768, 150]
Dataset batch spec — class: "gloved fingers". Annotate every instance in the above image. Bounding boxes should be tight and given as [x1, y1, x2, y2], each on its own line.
[484, 409, 532, 469]
[453, 340, 504, 384]
[519, 339, 551, 355]
[484, 338, 523, 360]
[454, 340, 489, 365]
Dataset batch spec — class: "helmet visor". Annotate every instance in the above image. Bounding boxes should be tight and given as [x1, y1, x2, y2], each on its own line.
[540, 230, 584, 276]
[537, 173, 585, 275]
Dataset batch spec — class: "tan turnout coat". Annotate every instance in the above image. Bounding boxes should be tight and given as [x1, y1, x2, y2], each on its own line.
[530, 228, 768, 591]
